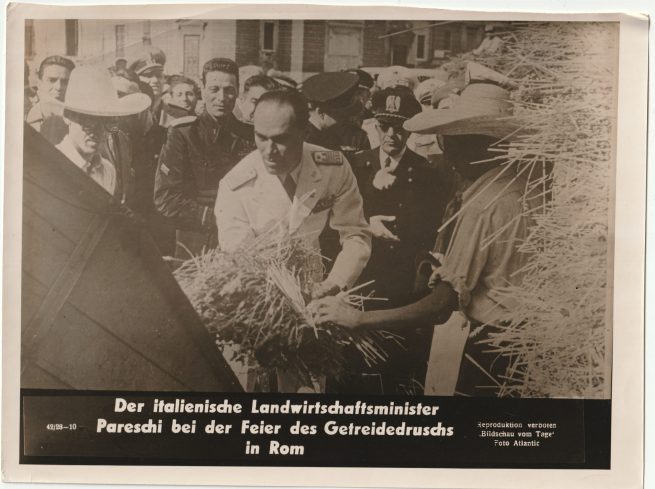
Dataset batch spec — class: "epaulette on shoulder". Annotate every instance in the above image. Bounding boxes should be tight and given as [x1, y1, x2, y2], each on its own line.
[312, 150, 344, 166]
[169, 115, 197, 128]
[224, 167, 257, 191]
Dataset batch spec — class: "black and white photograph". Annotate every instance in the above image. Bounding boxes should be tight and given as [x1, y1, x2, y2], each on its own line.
[2, 3, 648, 487]
[20, 16, 617, 397]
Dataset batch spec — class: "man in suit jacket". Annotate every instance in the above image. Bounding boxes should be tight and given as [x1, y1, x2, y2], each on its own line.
[215, 89, 371, 393]
[353, 86, 446, 306]
[346, 87, 448, 394]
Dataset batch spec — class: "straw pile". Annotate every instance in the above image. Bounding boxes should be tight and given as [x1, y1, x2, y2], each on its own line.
[463, 23, 617, 398]
[174, 223, 393, 384]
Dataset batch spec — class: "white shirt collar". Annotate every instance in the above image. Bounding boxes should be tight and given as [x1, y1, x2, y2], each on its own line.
[56, 135, 97, 171]
[379, 146, 406, 172]
[56, 135, 116, 195]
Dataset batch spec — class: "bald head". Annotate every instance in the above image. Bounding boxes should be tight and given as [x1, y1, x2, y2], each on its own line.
[253, 93, 308, 175]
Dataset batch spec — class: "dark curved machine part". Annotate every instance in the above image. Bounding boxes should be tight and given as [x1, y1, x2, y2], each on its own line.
[21, 123, 242, 392]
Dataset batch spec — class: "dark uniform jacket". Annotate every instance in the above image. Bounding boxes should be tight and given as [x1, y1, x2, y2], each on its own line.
[154, 110, 252, 257]
[351, 147, 445, 306]
[305, 122, 370, 155]
[344, 147, 448, 394]
[230, 117, 257, 154]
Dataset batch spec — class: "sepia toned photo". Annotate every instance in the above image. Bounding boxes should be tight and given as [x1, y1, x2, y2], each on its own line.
[2, 3, 648, 487]
[21, 17, 617, 399]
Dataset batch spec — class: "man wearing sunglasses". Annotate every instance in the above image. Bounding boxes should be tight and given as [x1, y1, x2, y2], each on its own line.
[55, 66, 150, 196]
[340, 87, 446, 394]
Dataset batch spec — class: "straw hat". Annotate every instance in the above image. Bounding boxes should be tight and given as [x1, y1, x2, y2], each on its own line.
[404, 82, 519, 139]
[414, 78, 445, 105]
[62, 66, 151, 117]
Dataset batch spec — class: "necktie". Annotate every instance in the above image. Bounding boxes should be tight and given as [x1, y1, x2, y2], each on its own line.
[373, 156, 397, 190]
[84, 155, 101, 176]
[283, 175, 296, 201]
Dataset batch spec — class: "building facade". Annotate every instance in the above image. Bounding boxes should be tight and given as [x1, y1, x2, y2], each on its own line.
[26, 19, 486, 82]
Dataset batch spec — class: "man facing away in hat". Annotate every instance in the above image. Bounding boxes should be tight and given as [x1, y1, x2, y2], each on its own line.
[344, 68, 375, 126]
[26, 55, 76, 146]
[154, 57, 252, 258]
[311, 76, 536, 397]
[54, 65, 151, 196]
[302, 71, 370, 155]
[301, 71, 372, 270]
[215, 89, 371, 392]
[338, 87, 447, 394]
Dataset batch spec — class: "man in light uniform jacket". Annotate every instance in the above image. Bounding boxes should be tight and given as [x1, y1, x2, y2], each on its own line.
[215, 89, 371, 393]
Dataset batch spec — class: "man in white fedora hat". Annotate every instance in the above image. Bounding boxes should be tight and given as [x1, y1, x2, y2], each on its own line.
[55, 65, 150, 195]
[311, 67, 536, 398]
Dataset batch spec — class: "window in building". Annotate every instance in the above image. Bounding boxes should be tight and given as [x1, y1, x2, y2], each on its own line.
[183, 34, 200, 78]
[65, 20, 78, 57]
[262, 21, 276, 51]
[25, 20, 35, 58]
[391, 45, 408, 66]
[325, 22, 364, 71]
[115, 24, 126, 57]
[416, 33, 427, 60]
[143, 20, 151, 45]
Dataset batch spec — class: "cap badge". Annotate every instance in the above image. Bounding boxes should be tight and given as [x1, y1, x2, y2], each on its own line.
[386, 95, 401, 113]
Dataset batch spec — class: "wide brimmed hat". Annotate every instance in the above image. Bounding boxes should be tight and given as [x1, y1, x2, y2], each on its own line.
[62, 66, 151, 117]
[404, 82, 520, 140]
[414, 78, 445, 105]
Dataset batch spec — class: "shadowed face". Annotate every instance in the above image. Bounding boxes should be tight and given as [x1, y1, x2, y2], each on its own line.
[38, 64, 71, 102]
[441, 134, 501, 180]
[254, 100, 306, 175]
[139, 67, 165, 100]
[64, 112, 107, 158]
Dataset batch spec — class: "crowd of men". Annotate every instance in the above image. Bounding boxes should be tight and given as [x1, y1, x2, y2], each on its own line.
[25, 33, 530, 397]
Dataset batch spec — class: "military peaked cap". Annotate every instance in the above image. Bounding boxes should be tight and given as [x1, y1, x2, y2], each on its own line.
[301, 71, 359, 109]
[372, 86, 422, 123]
